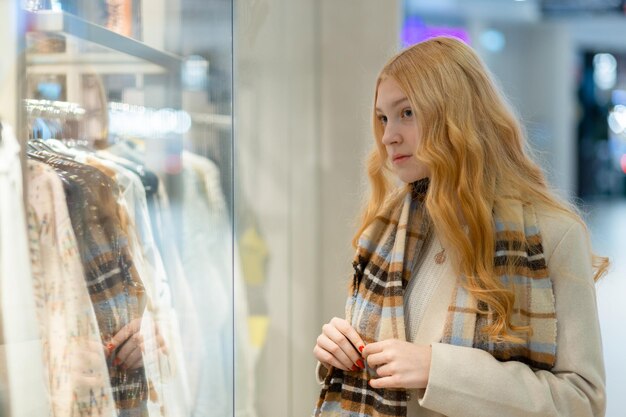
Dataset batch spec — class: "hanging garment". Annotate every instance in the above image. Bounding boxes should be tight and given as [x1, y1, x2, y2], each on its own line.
[150, 172, 203, 416]
[28, 150, 150, 417]
[182, 151, 257, 417]
[42, 140, 173, 316]
[179, 162, 230, 417]
[100, 145, 201, 415]
[98, 145, 165, 258]
[37, 139, 191, 417]
[182, 151, 228, 221]
[84, 153, 191, 417]
[27, 159, 117, 417]
[106, 142, 252, 417]
[0, 125, 50, 416]
[185, 148, 267, 417]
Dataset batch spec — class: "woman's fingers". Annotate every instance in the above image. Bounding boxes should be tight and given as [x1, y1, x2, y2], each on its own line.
[313, 317, 368, 372]
[317, 333, 356, 370]
[127, 356, 144, 370]
[329, 317, 366, 356]
[363, 350, 389, 368]
[323, 320, 363, 367]
[364, 340, 432, 389]
[109, 318, 142, 350]
[372, 362, 394, 377]
[115, 332, 143, 365]
[369, 375, 399, 389]
[122, 344, 144, 369]
[313, 344, 351, 371]
[361, 340, 387, 359]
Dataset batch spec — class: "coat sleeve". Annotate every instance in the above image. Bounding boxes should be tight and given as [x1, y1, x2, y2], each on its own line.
[418, 221, 606, 417]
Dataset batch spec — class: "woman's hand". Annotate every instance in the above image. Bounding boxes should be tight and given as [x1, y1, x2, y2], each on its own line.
[107, 318, 167, 370]
[313, 317, 366, 372]
[362, 339, 432, 389]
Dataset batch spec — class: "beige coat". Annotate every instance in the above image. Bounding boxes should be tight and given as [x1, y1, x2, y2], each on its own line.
[317, 208, 606, 417]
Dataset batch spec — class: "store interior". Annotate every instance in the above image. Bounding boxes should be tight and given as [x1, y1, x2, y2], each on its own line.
[0, 0, 625, 416]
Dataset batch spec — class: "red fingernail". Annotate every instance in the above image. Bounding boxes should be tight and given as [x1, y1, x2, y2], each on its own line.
[107, 343, 115, 351]
[356, 359, 364, 369]
[351, 365, 358, 371]
[359, 345, 364, 353]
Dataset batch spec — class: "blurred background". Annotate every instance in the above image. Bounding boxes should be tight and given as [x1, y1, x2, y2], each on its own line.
[0, 0, 624, 416]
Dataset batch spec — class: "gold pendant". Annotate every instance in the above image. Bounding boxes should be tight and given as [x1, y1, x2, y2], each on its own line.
[434, 249, 446, 264]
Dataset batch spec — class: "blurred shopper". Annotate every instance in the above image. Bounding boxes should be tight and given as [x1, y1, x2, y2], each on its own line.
[313, 36, 608, 417]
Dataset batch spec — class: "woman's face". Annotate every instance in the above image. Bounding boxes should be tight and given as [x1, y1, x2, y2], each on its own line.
[375, 77, 429, 183]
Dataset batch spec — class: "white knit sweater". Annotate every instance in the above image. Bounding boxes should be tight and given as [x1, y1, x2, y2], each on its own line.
[403, 232, 451, 344]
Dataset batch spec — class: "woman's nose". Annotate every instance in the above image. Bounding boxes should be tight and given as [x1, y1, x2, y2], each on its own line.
[381, 125, 401, 145]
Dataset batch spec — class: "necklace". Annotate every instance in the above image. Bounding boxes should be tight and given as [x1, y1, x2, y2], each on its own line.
[434, 247, 446, 264]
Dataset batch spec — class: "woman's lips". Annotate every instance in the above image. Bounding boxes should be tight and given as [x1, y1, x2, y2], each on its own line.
[392, 155, 410, 164]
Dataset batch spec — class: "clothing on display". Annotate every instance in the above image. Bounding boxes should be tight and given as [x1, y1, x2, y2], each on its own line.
[186, 126, 263, 417]
[0, 124, 50, 417]
[3, 2, 258, 415]
[180, 149, 256, 417]
[7, 104, 255, 416]
[27, 145, 159, 417]
[27, 159, 117, 417]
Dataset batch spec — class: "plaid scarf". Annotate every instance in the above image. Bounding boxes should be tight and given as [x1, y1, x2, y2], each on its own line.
[314, 179, 557, 417]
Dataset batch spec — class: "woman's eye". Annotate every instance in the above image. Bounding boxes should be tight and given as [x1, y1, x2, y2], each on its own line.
[402, 108, 413, 118]
[378, 115, 387, 125]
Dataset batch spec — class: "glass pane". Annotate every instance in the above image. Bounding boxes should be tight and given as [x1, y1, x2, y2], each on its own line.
[0, 1, 234, 416]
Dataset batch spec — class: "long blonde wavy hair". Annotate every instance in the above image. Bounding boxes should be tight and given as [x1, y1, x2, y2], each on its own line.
[355, 36, 609, 342]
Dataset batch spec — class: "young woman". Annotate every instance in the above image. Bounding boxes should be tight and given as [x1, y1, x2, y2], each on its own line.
[313, 36, 608, 417]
